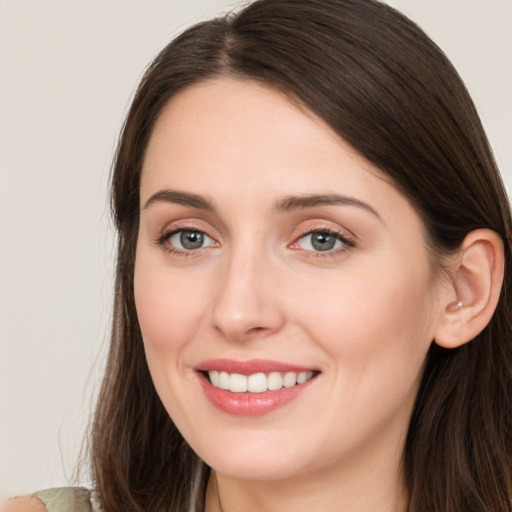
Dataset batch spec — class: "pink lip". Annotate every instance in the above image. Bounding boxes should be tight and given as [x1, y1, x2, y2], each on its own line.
[195, 359, 319, 416]
[195, 358, 315, 375]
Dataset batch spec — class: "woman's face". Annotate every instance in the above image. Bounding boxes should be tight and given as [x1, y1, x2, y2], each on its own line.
[135, 78, 447, 483]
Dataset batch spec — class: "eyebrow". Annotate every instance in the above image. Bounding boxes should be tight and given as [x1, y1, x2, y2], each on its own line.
[143, 189, 381, 220]
[274, 193, 381, 219]
[143, 189, 215, 211]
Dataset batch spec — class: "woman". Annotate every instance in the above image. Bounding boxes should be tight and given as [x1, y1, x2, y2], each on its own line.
[5, 0, 511, 510]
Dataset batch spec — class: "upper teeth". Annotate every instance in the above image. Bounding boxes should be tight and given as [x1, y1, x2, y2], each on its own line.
[208, 370, 314, 393]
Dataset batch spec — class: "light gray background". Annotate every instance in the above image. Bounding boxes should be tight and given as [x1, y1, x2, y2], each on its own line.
[1, 0, 511, 499]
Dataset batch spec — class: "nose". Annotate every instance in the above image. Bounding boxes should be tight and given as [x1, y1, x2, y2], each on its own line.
[210, 246, 285, 342]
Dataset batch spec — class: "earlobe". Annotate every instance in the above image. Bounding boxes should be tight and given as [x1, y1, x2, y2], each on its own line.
[434, 229, 504, 349]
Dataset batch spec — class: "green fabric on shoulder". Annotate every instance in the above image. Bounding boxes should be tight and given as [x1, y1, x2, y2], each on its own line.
[34, 488, 93, 512]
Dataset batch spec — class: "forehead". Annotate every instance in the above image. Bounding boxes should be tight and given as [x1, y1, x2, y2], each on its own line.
[140, 78, 419, 228]
[143, 79, 377, 189]
[145, 78, 347, 166]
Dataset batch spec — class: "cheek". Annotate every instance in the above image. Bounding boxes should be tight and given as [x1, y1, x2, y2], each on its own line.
[293, 260, 436, 388]
[133, 253, 209, 360]
[300, 269, 435, 454]
[133, 253, 213, 426]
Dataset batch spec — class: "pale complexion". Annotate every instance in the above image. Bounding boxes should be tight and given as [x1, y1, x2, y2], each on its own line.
[135, 78, 456, 512]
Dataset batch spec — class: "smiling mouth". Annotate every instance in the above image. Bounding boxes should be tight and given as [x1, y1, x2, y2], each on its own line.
[205, 370, 318, 393]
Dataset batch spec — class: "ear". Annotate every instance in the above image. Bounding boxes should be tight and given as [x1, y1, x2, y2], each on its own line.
[434, 229, 504, 349]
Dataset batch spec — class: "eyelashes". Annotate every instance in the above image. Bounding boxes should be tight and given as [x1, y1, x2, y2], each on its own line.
[156, 228, 216, 255]
[155, 225, 355, 258]
[291, 227, 354, 255]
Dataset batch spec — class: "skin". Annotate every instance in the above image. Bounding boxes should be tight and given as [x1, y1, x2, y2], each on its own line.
[135, 78, 454, 512]
[0, 496, 45, 512]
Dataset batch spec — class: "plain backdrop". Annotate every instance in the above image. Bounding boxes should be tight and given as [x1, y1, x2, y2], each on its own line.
[1, 0, 511, 499]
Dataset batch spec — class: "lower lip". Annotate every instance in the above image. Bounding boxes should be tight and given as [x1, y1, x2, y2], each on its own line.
[198, 373, 316, 416]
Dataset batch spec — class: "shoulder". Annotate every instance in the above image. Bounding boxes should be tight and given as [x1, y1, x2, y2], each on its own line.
[0, 495, 45, 512]
[0, 488, 98, 512]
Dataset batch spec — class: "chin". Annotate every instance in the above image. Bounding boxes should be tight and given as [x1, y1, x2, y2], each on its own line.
[208, 455, 306, 482]
[191, 430, 318, 482]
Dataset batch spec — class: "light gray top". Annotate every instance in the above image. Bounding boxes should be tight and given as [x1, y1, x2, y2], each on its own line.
[34, 488, 102, 512]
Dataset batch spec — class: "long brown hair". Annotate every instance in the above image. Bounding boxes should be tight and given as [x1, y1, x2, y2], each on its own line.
[91, 1, 512, 510]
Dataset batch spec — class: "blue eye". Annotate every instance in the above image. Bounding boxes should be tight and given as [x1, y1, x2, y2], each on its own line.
[297, 230, 351, 252]
[166, 229, 214, 251]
